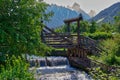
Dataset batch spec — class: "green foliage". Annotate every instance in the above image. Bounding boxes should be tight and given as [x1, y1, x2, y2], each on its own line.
[55, 21, 113, 37]
[114, 14, 120, 33]
[89, 21, 97, 33]
[55, 21, 91, 34]
[100, 34, 120, 65]
[79, 21, 90, 33]
[89, 67, 119, 80]
[99, 23, 114, 33]
[84, 32, 112, 40]
[0, 0, 51, 58]
[0, 55, 35, 80]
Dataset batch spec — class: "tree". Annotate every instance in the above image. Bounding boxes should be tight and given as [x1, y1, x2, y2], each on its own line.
[89, 21, 97, 33]
[80, 21, 89, 33]
[0, 0, 51, 61]
[100, 23, 113, 33]
[114, 15, 120, 33]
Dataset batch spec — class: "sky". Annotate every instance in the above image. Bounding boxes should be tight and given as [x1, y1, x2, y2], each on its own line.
[43, 0, 120, 14]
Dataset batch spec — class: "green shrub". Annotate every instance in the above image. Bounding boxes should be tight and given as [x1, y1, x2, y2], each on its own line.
[99, 35, 120, 65]
[0, 55, 35, 80]
[84, 32, 112, 40]
[90, 67, 119, 80]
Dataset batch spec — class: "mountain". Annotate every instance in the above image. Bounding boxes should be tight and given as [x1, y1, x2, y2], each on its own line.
[89, 10, 96, 18]
[91, 2, 120, 23]
[68, 2, 90, 20]
[44, 4, 90, 28]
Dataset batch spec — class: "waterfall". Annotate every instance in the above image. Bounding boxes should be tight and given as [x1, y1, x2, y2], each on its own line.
[29, 56, 69, 67]
[28, 56, 92, 80]
[47, 57, 69, 66]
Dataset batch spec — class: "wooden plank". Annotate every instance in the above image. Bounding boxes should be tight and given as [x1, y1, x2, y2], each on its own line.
[43, 29, 49, 33]
[43, 35, 74, 38]
[45, 37, 61, 40]
[68, 57, 91, 68]
[44, 26, 73, 44]
[45, 39, 62, 42]
[46, 44, 75, 48]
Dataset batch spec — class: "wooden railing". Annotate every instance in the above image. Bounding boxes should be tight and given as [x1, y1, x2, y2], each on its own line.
[43, 26, 73, 44]
[42, 26, 102, 55]
[78, 35, 101, 55]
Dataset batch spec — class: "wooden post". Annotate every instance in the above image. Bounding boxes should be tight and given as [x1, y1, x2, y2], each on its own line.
[77, 20, 80, 44]
[80, 49, 82, 58]
[67, 22, 70, 35]
[41, 30, 44, 42]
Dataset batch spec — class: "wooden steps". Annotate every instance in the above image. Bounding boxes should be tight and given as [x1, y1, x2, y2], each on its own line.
[41, 16, 103, 69]
[47, 44, 75, 48]
[42, 26, 101, 55]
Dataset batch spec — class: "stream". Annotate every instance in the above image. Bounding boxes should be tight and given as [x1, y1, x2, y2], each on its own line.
[28, 56, 92, 80]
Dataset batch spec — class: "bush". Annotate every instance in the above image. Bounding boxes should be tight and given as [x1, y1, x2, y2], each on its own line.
[84, 32, 112, 40]
[89, 67, 119, 80]
[0, 55, 35, 80]
[100, 35, 120, 65]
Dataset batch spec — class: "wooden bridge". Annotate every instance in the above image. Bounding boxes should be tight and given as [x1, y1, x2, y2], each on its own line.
[41, 15, 120, 76]
[41, 16, 120, 77]
[41, 15, 102, 68]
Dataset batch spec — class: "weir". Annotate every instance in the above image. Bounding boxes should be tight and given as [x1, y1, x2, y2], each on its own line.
[29, 56, 92, 80]
[29, 57, 69, 67]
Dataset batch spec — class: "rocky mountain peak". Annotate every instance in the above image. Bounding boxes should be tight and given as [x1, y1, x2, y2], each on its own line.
[72, 2, 80, 8]
[72, 2, 81, 12]
[89, 10, 96, 17]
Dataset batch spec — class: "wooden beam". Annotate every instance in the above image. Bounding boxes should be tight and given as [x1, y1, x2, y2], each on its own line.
[67, 23, 70, 34]
[64, 16, 83, 23]
[77, 20, 80, 44]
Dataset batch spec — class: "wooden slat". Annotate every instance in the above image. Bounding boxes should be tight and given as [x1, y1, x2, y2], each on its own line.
[45, 40, 69, 43]
[47, 44, 75, 48]
[44, 34, 77, 39]
[45, 37, 61, 40]
[43, 26, 102, 55]
[44, 26, 73, 44]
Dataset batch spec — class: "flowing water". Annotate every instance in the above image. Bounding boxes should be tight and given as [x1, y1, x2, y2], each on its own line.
[28, 56, 92, 80]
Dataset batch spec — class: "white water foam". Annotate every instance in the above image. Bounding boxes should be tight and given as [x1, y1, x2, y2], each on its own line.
[28, 56, 92, 80]
[35, 65, 92, 80]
